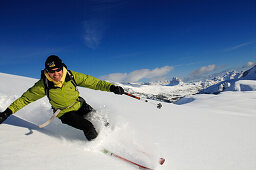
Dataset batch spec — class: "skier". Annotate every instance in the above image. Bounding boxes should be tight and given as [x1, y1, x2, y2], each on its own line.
[0, 55, 124, 141]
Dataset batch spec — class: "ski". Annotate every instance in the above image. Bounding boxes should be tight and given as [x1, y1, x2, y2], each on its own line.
[103, 149, 165, 170]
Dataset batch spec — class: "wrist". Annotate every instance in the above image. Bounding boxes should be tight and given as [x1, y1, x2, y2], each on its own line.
[4, 108, 12, 116]
[110, 85, 116, 92]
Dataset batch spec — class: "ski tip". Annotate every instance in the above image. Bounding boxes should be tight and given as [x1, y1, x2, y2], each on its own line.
[159, 158, 165, 165]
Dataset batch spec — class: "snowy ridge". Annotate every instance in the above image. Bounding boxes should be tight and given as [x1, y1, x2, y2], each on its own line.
[141, 77, 183, 86]
[200, 65, 256, 94]
[0, 72, 256, 170]
[117, 66, 256, 103]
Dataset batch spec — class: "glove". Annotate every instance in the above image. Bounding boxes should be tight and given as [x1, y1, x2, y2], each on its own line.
[0, 108, 12, 124]
[110, 85, 124, 95]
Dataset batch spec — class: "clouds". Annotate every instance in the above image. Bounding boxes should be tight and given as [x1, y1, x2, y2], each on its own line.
[101, 73, 127, 82]
[226, 41, 256, 51]
[83, 19, 106, 49]
[190, 64, 217, 77]
[101, 66, 173, 82]
[83, 0, 127, 49]
[101, 61, 255, 83]
[180, 64, 222, 82]
[244, 61, 256, 68]
[101, 65, 218, 83]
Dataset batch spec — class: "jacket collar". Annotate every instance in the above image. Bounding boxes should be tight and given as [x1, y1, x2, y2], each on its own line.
[44, 67, 67, 88]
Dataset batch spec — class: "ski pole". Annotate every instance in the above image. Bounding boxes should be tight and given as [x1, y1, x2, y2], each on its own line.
[124, 92, 162, 109]
[103, 149, 154, 170]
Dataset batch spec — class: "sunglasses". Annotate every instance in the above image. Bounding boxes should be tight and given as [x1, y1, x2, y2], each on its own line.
[47, 67, 62, 73]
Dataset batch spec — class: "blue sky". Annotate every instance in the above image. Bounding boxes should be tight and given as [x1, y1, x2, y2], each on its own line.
[0, 0, 255, 82]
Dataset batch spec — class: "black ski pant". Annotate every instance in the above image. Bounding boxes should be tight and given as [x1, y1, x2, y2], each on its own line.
[59, 100, 98, 141]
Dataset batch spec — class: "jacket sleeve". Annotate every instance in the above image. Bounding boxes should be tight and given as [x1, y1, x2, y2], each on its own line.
[71, 71, 114, 92]
[8, 79, 46, 114]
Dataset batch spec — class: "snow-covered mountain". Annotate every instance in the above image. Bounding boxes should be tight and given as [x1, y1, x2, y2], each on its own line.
[118, 66, 256, 103]
[0, 72, 256, 170]
[211, 70, 242, 81]
[200, 65, 256, 94]
[141, 77, 183, 86]
[241, 65, 256, 80]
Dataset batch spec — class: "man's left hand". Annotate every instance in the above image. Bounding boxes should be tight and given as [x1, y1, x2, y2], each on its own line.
[110, 85, 124, 95]
[0, 108, 12, 124]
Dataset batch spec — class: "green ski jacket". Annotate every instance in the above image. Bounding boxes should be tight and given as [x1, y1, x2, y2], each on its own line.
[8, 71, 113, 117]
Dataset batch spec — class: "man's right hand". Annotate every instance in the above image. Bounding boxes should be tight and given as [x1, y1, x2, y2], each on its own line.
[0, 108, 12, 124]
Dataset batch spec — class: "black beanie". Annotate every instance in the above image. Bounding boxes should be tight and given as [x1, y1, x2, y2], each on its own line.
[45, 55, 63, 71]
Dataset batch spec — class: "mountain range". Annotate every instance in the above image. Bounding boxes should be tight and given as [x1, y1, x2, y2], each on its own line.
[118, 65, 256, 103]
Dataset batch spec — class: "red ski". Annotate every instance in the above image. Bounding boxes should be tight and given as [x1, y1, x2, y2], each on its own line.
[103, 149, 165, 170]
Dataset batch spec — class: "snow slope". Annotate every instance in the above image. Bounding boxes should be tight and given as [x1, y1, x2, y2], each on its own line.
[0, 72, 256, 170]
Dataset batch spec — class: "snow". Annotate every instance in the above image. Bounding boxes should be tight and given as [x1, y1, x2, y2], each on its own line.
[0, 72, 256, 170]
[116, 65, 256, 103]
[200, 65, 256, 94]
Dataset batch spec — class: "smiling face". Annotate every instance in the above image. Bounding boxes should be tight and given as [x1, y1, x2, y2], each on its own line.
[47, 68, 63, 82]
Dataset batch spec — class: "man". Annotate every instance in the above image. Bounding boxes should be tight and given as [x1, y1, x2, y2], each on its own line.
[0, 55, 124, 141]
